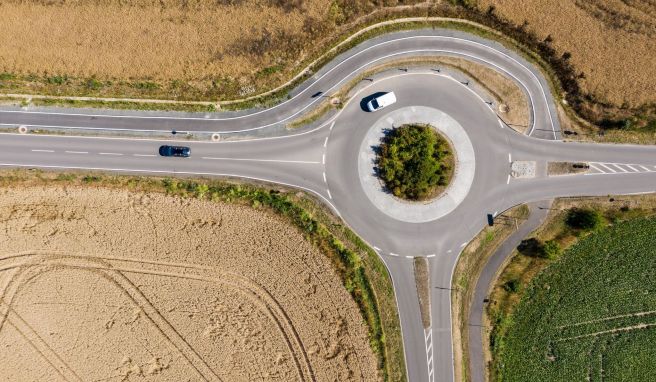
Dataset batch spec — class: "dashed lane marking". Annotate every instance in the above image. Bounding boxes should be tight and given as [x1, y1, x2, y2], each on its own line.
[507, 174, 510, 184]
[405, 255, 414, 259]
[99, 152, 122, 156]
[389, 253, 399, 257]
[65, 151, 88, 154]
[497, 118, 504, 129]
[326, 189, 332, 199]
[31, 149, 54, 153]
[329, 122, 335, 131]
[323, 172, 327, 183]
[426, 254, 436, 258]
[133, 154, 156, 157]
[508, 153, 512, 163]
[323, 137, 328, 148]
[373, 246, 381, 251]
[460, 242, 467, 248]
[322, 154, 326, 165]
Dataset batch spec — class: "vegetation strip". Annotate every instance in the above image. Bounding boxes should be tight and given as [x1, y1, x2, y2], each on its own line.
[450, 204, 529, 382]
[0, 169, 406, 382]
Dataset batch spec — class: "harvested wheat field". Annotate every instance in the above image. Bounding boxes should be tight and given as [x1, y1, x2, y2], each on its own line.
[0, 185, 379, 381]
[0, 0, 418, 100]
[477, 0, 656, 108]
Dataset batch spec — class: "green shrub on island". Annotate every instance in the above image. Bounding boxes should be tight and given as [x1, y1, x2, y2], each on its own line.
[376, 123, 453, 200]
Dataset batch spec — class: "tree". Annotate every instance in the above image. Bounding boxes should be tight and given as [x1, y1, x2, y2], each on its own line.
[376, 124, 452, 200]
[565, 208, 603, 230]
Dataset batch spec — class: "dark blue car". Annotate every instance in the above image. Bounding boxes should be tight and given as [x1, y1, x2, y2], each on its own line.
[159, 145, 191, 157]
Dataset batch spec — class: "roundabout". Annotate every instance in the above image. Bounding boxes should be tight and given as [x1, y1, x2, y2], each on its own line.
[1, 28, 656, 382]
[358, 106, 475, 223]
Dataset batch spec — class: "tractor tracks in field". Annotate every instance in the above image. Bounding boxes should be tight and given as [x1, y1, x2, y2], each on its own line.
[0, 251, 316, 382]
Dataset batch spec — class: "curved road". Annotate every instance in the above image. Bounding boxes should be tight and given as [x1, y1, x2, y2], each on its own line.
[1, 29, 655, 382]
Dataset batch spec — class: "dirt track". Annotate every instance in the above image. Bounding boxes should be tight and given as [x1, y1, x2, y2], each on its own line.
[0, 186, 379, 381]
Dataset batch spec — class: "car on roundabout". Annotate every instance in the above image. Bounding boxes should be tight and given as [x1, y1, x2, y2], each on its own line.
[366, 91, 397, 112]
[159, 145, 191, 158]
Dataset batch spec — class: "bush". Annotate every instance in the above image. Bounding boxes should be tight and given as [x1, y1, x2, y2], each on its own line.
[376, 124, 452, 200]
[565, 208, 603, 230]
[503, 279, 521, 293]
[542, 240, 561, 259]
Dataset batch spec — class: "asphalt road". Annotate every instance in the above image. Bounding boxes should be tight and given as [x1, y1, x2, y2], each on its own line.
[468, 200, 552, 382]
[1, 29, 655, 382]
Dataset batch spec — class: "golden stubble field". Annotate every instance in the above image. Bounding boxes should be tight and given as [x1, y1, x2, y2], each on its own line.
[477, 0, 656, 108]
[0, 0, 322, 80]
[0, 186, 379, 381]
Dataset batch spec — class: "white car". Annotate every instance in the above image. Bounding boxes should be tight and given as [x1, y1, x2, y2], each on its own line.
[366, 92, 397, 112]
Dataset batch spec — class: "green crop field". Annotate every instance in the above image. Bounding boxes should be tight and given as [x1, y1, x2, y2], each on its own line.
[496, 217, 656, 381]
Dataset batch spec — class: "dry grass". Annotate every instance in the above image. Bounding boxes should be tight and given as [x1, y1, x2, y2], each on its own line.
[413, 257, 430, 329]
[547, 161, 590, 176]
[450, 204, 529, 382]
[476, 0, 656, 109]
[0, 0, 423, 101]
[0, 169, 391, 381]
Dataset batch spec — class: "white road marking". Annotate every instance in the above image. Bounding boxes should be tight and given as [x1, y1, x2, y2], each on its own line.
[447, 249, 452, 253]
[133, 154, 156, 157]
[322, 154, 326, 164]
[329, 122, 335, 131]
[460, 242, 467, 248]
[425, 328, 434, 382]
[639, 165, 651, 172]
[65, 151, 88, 154]
[389, 253, 399, 257]
[31, 149, 54, 153]
[508, 153, 512, 163]
[323, 137, 328, 147]
[588, 163, 605, 173]
[493, 210, 498, 217]
[405, 255, 414, 259]
[99, 152, 122, 156]
[202, 157, 320, 164]
[323, 172, 327, 183]
[326, 189, 332, 199]
[497, 118, 504, 129]
[373, 246, 381, 251]
[506, 174, 510, 184]
[611, 164, 628, 173]
[597, 163, 617, 173]
[426, 254, 436, 258]
[626, 164, 639, 172]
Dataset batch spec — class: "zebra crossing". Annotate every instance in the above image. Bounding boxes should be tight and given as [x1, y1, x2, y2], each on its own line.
[587, 162, 656, 175]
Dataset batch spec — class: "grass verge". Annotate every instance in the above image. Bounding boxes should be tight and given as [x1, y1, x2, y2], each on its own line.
[0, 168, 405, 382]
[487, 194, 656, 381]
[450, 204, 529, 382]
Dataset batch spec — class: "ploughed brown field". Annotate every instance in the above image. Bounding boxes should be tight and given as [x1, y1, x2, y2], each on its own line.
[0, 186, 379, 381]
[477, 0, 656, 109]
